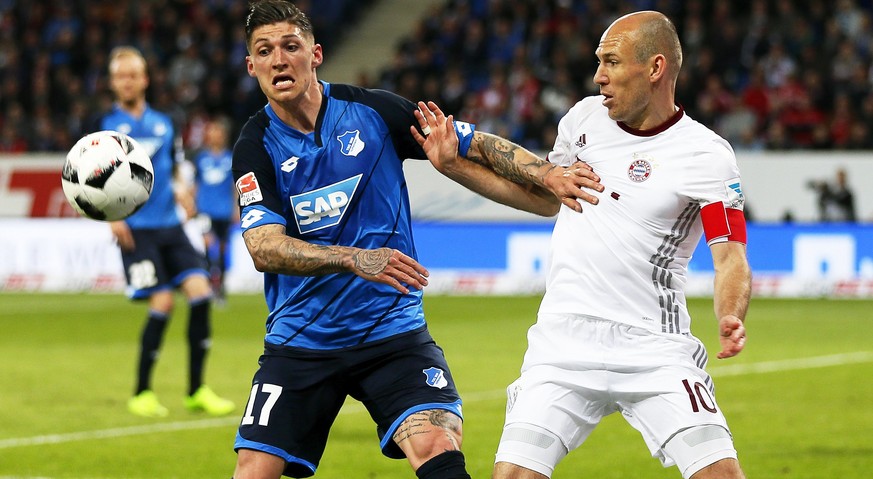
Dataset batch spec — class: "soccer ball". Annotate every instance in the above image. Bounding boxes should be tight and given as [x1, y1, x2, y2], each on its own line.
[61, 130, 154, 221]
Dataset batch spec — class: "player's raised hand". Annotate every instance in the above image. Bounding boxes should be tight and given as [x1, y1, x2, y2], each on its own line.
[411, 101, 460, 173]
[716, 315, 747, 359]
[351, 247, 429, 294]
[543, 161, 604, 212]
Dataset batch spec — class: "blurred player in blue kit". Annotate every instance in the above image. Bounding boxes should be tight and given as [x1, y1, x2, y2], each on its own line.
[193, 117, 237, 303]
[98, 46, 235, 418]
[229, 2, 599, 478]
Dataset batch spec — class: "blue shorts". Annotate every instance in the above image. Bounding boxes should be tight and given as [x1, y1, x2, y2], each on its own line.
[234, 328, 463, 478]
[120, 225, 209, 299]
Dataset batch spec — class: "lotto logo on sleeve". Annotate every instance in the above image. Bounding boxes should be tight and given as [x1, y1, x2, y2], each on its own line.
[453, 120, 475, 156]
[240, 209, 266, 229]
[291, 175, 361, 233]
[454, 120, 473, 138]
[236, 172, 263, 206]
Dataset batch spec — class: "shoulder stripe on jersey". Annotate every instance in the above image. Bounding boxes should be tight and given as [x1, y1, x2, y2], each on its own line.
[649, 203, 699, 334]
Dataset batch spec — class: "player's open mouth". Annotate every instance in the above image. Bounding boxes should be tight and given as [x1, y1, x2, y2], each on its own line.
[273, 75, 294, 88]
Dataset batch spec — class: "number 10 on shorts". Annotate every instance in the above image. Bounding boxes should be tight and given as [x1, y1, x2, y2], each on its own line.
[242, 383, 283, 426]
[682, 379, 717, 413]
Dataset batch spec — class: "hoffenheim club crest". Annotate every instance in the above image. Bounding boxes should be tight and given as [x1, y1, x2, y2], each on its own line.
[337, 130, 365, 157]
[422, 367, 448, 389]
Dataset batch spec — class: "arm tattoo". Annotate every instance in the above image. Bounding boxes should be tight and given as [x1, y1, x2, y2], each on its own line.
[470, 132, 555, 186]
[283, 242, 346, 275]
[244, 225, 348, 275]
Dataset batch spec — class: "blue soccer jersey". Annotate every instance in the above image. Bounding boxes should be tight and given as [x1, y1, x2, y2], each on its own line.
[233, 82, 474, 350]
[194, 148, 234, 220]
[98, 104, 182, 229]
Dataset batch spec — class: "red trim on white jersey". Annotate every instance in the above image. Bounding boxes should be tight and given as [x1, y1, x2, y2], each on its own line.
[701, 202, 747, 245]
[617, 104, 685, 136]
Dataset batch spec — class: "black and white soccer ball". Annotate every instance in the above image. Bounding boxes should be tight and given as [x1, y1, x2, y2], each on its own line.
[61, 130, 154, 221]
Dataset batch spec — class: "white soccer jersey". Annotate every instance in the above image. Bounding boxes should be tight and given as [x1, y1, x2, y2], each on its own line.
[539, 96, 745, 334]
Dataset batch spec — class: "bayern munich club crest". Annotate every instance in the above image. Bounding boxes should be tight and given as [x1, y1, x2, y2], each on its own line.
[627, 157, 653, 182]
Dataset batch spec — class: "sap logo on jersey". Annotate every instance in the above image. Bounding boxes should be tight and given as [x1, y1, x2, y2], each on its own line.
[291, 175, 362, 233]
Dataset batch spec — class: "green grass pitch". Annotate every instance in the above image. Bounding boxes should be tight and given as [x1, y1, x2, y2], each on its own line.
[0, 293, 871, 478]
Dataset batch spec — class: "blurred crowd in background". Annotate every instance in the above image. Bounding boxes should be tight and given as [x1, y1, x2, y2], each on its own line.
[0, 0, 370, 153]
[373, 0, 873, 152]
[3, 0, 873, 156]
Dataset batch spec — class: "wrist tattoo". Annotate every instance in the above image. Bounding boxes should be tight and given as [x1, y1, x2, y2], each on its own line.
[312, 244, 346, 274]
[538, 163, 558, 182]
[281, 242, 345, 275]
[467, 152, 488, 167]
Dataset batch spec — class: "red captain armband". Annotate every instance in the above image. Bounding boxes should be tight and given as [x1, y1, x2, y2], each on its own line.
[701, 202, 747, 245]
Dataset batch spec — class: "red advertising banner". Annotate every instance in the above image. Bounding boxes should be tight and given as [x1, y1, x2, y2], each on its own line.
[0, 155, 80, 218]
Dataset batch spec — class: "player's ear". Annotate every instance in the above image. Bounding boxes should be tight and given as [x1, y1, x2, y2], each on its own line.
[650, 54, 666, 83]
[246, 56, 256, 77]
[311, 44, 323, 68]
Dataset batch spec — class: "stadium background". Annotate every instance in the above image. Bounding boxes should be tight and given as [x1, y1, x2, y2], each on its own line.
[1, 0, 872, 296]
[3, 0, 873, 153]
[1, 2, 872, 479]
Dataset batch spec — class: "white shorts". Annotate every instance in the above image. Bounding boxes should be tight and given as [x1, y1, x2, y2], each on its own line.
[495, 314, 737, 478]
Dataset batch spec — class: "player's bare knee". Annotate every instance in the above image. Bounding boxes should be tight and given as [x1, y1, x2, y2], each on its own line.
[493, 460, 550, 479]
[690, 458, 744, 479]
[182, 274, 213, 298]
[663, 425, 740, 479]
[149, 290, 174, 313]
[233, 449, 285, 479]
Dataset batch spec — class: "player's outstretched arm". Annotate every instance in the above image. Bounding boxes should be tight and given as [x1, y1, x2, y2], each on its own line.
[413, 101, 603, 213]
[243, 224, 428, 294]
[711, 241, 752, 359]
[412, 101, 560, 216]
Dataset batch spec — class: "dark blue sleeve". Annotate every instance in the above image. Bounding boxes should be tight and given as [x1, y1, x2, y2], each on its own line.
[232, 117, 284, 215]
[367, 89, 428, 161]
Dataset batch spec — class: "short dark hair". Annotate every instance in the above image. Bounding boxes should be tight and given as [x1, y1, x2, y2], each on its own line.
[633, 13, 682, 79]
[245, 0, 314, 48]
